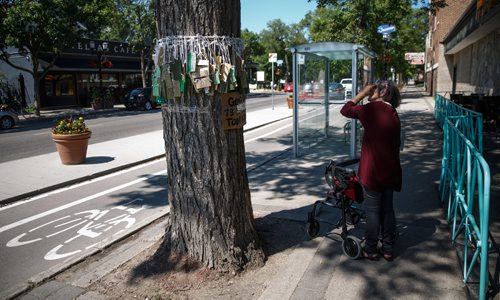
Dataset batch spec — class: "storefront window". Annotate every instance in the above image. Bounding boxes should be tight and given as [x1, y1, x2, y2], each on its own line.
[42, 74, 75, 97]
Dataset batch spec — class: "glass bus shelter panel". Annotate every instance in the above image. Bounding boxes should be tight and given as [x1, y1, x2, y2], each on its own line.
[296, 54, 327, 153]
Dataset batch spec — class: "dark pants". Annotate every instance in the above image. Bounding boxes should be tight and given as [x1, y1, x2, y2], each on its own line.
[363, 186, 396, 255]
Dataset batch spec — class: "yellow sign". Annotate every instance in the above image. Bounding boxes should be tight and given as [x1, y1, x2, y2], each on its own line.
[221, 92, 246, 130]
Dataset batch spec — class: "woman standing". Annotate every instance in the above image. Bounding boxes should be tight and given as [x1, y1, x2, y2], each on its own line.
[340, 80, 402, 261]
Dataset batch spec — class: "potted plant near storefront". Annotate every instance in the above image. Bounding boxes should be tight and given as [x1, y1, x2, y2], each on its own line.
[90, 89, 114, 109]
[51, 116, 91, 165]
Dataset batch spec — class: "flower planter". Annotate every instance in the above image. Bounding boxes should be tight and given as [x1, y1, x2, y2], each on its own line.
[51, 132, 92, 165]
[286, 95, 293, 109]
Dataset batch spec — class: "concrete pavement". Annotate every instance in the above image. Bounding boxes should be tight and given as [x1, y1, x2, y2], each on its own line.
[4, 87, 476, 299]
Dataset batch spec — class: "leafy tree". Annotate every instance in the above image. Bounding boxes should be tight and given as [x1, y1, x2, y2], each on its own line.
[156, 0, 265, 272]
[101, 0, 156, 88]
[241, 29, 265, 82]
[307, 0, 429, 81]
[0, 0, 112, 115]
[255, 19, 308, 84]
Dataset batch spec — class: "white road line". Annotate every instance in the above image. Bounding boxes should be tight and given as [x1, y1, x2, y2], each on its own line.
[0, 159, 163, 211]
[245, 123, 293, 143]
[0, 169, 167, 234]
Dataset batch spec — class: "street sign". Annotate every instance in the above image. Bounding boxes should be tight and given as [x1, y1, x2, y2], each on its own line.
[277, 59, 283, 66]
[377, 24, 396, 34]
[256, 71, 265, 82]
[268, 53, 277, 63]
[405, 52, 425, 65]
[298, 54, 305, 65]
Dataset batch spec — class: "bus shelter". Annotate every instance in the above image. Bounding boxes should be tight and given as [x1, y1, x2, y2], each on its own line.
[288, 42, 376, 158]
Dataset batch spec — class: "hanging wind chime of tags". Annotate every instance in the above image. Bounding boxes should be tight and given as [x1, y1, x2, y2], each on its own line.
[152, 36, 249, 130]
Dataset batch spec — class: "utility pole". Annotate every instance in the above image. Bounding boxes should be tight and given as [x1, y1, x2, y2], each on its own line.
[269, 53, 277, 110]
[377, 24, 396, 80]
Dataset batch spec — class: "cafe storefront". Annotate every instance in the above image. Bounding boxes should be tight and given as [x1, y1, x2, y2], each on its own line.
[39, 39, 149, 109]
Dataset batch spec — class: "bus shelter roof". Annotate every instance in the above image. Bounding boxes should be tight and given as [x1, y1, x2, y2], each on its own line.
[289, 42, 377, 60]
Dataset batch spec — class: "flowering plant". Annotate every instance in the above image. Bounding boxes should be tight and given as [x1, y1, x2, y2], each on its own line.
[52, 116, 90, 135]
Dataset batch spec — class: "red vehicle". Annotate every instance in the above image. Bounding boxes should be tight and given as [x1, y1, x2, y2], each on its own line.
[284, 82, 293, 93]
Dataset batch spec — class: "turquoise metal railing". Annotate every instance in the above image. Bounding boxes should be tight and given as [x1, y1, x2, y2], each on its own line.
[435, 94, 483, 153]
[435, 94, 491, 300]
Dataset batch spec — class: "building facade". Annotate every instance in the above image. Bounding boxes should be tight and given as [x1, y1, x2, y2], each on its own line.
[425, 0, 473, 96]
[1, 39, 148, 109]
[426, 0, 500, 96]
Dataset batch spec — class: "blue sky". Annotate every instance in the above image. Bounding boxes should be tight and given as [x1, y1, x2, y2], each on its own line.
[241, 0, 317, 33]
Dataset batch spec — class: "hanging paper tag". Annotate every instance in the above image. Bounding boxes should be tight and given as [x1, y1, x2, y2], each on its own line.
[219, 63, 231, 82]
[187, 52, 196, 73]
[170, 59, 182, 81]
[173, 80, 181, 98]
[197, 59, 209, 66]
[196, 66, 209, 78]
[213, 68, 221, 85]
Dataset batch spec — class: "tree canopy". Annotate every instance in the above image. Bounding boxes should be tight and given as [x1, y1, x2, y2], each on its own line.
[0, 0, 112, 114]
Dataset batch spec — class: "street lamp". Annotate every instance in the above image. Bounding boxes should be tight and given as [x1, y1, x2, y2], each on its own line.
[89, 41, 109, 91]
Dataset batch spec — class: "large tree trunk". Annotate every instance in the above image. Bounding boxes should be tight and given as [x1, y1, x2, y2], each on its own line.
[156, 0, 265, 272]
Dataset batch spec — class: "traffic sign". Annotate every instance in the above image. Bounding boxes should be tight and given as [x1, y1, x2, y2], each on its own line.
[268, 53, 277, 63]
[298, 54, 305, 65]
[377, 24, 396, 34]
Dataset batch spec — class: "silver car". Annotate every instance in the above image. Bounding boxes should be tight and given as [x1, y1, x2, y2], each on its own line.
[0, 110, 19, 129]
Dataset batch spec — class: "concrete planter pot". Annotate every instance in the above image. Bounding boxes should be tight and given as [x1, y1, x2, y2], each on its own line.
[286, 94, 293, 109]
[51, 132, 91, 165]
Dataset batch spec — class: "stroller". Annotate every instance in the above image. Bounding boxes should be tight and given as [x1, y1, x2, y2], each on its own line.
[306, 158, 365, 259]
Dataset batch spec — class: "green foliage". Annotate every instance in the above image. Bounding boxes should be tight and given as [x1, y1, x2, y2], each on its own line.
[100, 0, 156, 87]
[101, 0, 156, 47]
[52, 116, 90, 135]
[307, 0, 429, 81]
[242, 19, 308, 83]
[0, 0, 111, 57]
[0, 0, 114, 115]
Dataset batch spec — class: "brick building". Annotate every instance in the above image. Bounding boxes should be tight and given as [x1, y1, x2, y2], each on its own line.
[425, 0, 473, 95]
[426, 0, 500, 96]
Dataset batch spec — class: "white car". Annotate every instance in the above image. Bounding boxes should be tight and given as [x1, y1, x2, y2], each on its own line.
[0, 110, 19, 130]
[340, 78, 352, 92]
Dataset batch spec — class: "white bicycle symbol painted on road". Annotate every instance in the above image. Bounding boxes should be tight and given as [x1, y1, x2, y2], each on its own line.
[6, 198, 151, 261]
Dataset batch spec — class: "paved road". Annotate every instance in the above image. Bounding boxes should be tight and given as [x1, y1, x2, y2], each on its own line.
[0, 95, 281, 163]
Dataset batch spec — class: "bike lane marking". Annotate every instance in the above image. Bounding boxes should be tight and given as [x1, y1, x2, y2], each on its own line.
[0, 169, 167, 234]
[0, 159, 163, 212]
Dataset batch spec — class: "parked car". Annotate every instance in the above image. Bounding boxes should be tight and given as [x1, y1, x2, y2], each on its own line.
[124, 87, 156, 111]
[0, 110, 19, 130]
[284, 82, 293, 93]
[303, 83, 314, 96]
[340, 78, 352, 92]
[328, 82, 346, 100]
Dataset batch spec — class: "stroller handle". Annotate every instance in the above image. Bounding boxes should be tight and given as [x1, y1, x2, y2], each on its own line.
[336, 158, 360, 167]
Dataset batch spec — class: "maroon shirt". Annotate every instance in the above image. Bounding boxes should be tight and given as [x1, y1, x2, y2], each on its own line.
[340, 101, 402, 192]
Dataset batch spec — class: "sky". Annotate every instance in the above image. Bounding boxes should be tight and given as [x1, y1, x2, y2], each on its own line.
[241, 0, 318, 33]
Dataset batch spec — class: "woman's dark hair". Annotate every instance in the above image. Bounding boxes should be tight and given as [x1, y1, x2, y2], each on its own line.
[375, 80, 401, 108]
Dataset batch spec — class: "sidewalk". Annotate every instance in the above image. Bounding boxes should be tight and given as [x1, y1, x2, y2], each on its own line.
[9, 87, 471, 299]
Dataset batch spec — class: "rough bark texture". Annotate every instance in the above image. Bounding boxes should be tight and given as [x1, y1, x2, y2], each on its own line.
[156, 0, 265, 272]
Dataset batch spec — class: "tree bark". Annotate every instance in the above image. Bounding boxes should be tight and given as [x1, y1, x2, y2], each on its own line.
[156, 0, 265, 272]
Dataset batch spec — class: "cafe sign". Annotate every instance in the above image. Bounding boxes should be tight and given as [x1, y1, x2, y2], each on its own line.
[66, 39, 142, 58]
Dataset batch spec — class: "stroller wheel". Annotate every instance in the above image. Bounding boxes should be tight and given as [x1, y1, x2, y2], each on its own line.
[342, 235, 361, 259]
[306, 220, 320, 238]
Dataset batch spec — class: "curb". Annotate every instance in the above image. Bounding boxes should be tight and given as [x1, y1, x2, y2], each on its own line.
[0, 154, 165, 206]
